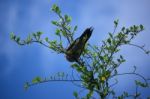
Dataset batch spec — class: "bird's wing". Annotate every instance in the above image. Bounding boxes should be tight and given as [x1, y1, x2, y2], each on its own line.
[66, 38, 80, 53]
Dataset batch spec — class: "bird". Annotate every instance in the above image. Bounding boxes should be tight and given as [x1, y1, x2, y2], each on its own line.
[65, 27, 93, 62]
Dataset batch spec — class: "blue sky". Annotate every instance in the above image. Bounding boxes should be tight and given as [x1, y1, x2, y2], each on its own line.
[0, 0, 150, 99]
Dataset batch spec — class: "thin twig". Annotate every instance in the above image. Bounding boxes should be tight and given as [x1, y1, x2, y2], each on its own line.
[28, 79, 81, 88]
[110, 72, 148, 85]
[128, 43, 149, 54]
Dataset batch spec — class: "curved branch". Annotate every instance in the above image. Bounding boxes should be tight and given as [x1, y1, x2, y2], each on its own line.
[28, 79, 82, 88]
[128, 43, 150, 54]
[110, 72, 148, 86]
[17, 39, 50, 49]
[32, 40, 50, 48]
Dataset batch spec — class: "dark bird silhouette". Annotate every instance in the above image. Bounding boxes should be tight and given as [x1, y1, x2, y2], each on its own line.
[66, 27, 93, 62]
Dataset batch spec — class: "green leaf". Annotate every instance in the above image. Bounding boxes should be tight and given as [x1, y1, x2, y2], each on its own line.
[121, 27, 125, 32]
[64, 14, 72, 23]
[114, 19, 119, 27]
[67, 18, 71, 23]
[10, 32, 15, 40]
[108, 32, 113, 38]
[61, 30, 67, 37]
[140, 24, 144, 30]
[71, 63, 79, 68]
[49, 40, 57, 49]
[86, 91, 93, 99]
[93, 52, 97, 57]
[55, 29, 60, 36]
[51, 4, 61, 14]
[26, 34, 32, 44]
[118, 95, 124, 99]
[73, 91, 78, 98]
[16, 37, 20, 42]
[14, 35, 16, 40]
[146, 51, 150, 54]
[66, 26, 71, 30]
[135, 93, 141, 97]
[120, 55, 123, 60]
[32, 33, 36, 37]
[135, 80, 148, 87]
[37, 31, 43, 37]
[50, 40, 57, 45]
[123, 91, 128, 97]
[74, 25, 78, 31]
[76, 66, 83, 72]
[117, 59, 121, 62]
[107, 38, 111, 44]
[24, 82, 29, 90]
[45, 37, 49, 42]
[32, 76, 42, 83]
[64, 15, 68, 20]
[51, 4, 57, 11]
[99, 55, 104, 61]
[51, 21, 58, 26]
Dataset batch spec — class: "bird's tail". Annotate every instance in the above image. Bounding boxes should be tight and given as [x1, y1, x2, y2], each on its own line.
[79, 27, 93, 42]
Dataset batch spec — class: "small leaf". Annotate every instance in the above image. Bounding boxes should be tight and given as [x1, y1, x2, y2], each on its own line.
[32, 76, 42, 83]
[107, 38, 111, 44]
[146, 51, 150, 54]
[71, 63, 79, 68]
[55, 7, 61, 14]
[64, 15, 68, 21]
[26, 34, 32, 44]
[93, 52, 97, 57]
[37, 31, 43, 37]
[24, 82, 29, 90]
[120, 55, 123, 59]
[51, 4, 61, 14]
[73, 91, 78, 98]
[74, 25, 78, 31]
[118, 95, 123, 99]
[123, 91, 128, 97]
[86, 91, 93, 99]
[135, 80, 148, 87]
[99, 55, 104, 60]
[64, 14, 72, 23]
[135, 93, 141, 97]
[10, 32, 15, 40]
[16, 37, 20, 42]
[121, 27, 125, 32]
[140, 24, 144, 30]
[51, 4, 57, 11]
[55, 29, 60, 36]
[66, 26, 71, 30]
[114, 19, 119, 27]
[45, 37, 49, 42]
[117, 59, 121, 62]
[61, 30, 67, 37]
[76, 66, 83, 72]
[108, 33, 113, 38]
[51, 21, 58, 26]
[32, 33, 36, 36]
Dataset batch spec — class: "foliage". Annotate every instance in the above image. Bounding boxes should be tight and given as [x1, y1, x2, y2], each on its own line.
[10, 4, 150, 99]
